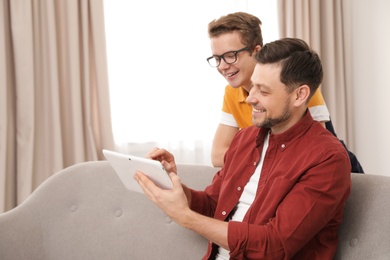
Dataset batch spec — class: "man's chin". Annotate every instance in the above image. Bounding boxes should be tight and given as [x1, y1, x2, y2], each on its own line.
[252, 119, 265, 128]
[253, 117, 275, 129]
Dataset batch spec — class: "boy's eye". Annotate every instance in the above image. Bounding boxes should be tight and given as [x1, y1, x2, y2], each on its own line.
[225, 52, 236, 59]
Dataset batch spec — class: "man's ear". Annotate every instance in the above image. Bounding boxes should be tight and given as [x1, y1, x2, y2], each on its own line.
[294, 85, 311, 106]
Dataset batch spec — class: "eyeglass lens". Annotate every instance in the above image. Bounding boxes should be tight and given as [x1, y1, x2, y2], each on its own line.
[207, 47, 248, 68]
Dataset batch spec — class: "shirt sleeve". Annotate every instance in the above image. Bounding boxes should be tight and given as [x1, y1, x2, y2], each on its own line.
[220, 111, 238, 127]
[309, 105, 330, 122]
[189, 172, 223, 217]
[308, 87, 330, 122]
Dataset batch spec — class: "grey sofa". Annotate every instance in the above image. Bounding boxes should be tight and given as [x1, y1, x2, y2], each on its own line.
[0, 161, 389, 260]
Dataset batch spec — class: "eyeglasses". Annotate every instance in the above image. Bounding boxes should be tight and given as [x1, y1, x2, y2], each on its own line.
[206, 46, 250, 68]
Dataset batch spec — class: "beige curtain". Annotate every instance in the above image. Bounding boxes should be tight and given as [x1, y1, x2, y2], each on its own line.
[0, 0, 115, 213]
[277, 0, 355, 148]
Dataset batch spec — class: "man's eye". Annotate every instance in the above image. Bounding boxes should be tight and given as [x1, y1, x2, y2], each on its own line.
[259, 89, 269, 95]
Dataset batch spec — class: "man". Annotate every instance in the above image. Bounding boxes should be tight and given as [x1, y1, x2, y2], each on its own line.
[135, 38, 351, 259]
[208, 12, 364, 173]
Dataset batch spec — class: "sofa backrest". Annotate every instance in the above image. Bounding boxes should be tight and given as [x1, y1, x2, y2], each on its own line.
[0, 160, 389, 259]
[334, 172, 390, 259]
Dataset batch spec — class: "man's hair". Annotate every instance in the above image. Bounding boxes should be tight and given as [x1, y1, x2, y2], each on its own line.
[255, 38, 323, 99]
[208, 12, 263, 50]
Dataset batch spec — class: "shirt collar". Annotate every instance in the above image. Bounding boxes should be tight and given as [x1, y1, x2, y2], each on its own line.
[238, 87, 248, 103]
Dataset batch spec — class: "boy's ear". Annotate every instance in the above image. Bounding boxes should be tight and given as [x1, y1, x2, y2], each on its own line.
[252, 45, 261, 55]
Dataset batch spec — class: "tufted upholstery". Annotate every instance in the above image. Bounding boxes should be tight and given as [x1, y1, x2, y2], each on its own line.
[0, 161, 389, 259]
[334, 173, 390, 259]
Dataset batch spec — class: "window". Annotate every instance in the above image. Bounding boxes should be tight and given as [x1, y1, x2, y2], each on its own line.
[103, 0, 278, 164]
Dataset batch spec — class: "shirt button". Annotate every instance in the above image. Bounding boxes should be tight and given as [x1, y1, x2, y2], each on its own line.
[253, 161, 256, 165]
[222, 211, 227, 216]
[237, 187, 242, 191]
[281, 144, 286, 148]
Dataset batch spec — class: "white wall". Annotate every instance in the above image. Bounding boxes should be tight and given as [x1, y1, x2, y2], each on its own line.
[350, 0, 390, 176]
[104, 0, 278, 164]
[104, 0, 390, 174]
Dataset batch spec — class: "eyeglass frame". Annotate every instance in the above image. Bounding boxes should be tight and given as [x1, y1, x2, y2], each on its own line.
[206, 46, 250, 68]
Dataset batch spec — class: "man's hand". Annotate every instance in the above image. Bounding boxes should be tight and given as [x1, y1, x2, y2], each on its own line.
[146, 147, 177, 174]
[134, 170, 190, 225]
[136, 147, 229, 250]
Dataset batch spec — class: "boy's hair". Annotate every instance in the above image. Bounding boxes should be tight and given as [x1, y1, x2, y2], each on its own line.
[208, 12, 263, 51]
[256, 38, 323, 100]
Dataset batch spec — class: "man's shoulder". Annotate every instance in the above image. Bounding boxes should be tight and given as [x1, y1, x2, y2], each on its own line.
[307, 124, 348, 154]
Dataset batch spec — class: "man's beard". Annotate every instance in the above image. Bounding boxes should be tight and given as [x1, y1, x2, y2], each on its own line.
[254, 104, 291, 129]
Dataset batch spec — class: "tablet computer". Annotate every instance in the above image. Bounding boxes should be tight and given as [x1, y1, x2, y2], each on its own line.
[102, 149, 173, 194]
